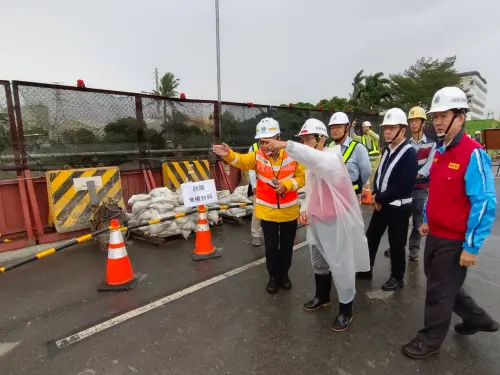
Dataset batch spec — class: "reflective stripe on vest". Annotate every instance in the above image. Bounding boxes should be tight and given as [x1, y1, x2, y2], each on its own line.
[362, 135, 380, 156]
[252, 143, 259, 152]
[330, 140, 362, 193]
[255, 149, 298, 209]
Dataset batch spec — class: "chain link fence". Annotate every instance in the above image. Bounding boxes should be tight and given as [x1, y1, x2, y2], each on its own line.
[0, 81, 17, 180]
[1, 81, 386, 177]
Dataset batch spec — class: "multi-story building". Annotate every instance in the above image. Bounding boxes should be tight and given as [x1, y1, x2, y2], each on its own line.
[458, 71, 488, 120]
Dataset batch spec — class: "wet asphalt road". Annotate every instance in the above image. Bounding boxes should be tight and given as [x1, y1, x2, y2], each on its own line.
[0, 183, 499, 374]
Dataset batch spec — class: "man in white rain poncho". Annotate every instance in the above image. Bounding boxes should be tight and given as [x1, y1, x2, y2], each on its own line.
[260, 118, 370, 332]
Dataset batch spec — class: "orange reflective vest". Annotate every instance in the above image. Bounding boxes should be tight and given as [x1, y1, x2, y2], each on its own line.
[255, 149, 299, 209]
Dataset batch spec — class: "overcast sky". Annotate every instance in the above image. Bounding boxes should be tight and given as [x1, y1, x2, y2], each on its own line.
[1, 0, 499, 117]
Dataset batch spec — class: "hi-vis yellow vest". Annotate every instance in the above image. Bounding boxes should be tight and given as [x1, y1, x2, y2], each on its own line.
[328, 140, 362, 193]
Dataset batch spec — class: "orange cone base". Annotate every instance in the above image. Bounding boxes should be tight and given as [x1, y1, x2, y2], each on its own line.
[190, 248, 222, 261]
[97, 273, 141, 292]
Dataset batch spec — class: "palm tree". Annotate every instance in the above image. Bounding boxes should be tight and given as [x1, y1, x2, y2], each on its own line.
[152, 72, 180, 98]
[351, 70, 366, 102]
[355, 72, 392, 111]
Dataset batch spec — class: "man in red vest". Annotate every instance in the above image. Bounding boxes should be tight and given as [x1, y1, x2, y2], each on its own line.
[402, 87, 498, 359]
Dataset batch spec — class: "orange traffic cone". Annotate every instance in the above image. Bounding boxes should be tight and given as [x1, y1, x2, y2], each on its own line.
[361, 183, 372, 205]
[98, 219, 139, 292]
[190, 205, 222, 261]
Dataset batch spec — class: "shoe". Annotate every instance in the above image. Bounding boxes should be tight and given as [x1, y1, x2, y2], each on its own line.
[384, 248, 391, 257]
[382, 277, 404, 291]
[409, 249, 419, 261]
[332, 302, 353, 332]
[401, 337, 440, 359]
[266, 277, 278, 294]
[454, 320, 499, 335]
[356, 270, 373, 280]
[251, 237, 261, 246]
[280, 274, 292, 290]
[303, 273, 332, 311]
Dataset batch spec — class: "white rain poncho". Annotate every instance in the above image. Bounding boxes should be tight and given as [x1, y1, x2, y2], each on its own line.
[285, 141, 370, 303]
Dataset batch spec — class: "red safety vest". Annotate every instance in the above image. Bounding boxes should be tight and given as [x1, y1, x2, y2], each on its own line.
[415, 141, 434, 188]
[255, 149, 298, 209]
[427, 135, 481, 241]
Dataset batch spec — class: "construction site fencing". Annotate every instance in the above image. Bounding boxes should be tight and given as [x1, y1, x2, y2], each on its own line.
[1, 80, 384, 177]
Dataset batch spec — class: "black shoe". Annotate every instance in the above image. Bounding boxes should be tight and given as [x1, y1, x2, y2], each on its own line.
[382, 277, 404, 291]
[384, 248, 391, 257]
[332, 302, 353, 332]
[356, 270, 373, 280]
[303, 273, 331, 311]
[280, 274, 292, 290]
[267, 277, 278, 294]
[401, 338, 440, 360]
[409, 249, 419, 261]
[454, 320, 499, 335]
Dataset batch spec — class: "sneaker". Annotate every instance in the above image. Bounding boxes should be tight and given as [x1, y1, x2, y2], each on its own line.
[251, 237, 261, 246]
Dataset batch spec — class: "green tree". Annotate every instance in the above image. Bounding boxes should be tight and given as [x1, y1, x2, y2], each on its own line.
[279, 102, 317, 110]
[152, 72, 181, 98]
[387, 56, 461, 111]
[318, 96, 357, 111]
[61, 128, 98, 144]
[351, 70, 366, 101]
[0, 113, 12, 154]
[350, 72, 391, 111]
[104, 117, 140, 143]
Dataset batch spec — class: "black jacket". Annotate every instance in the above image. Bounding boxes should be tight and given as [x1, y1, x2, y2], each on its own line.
[373, 140, 418, 205]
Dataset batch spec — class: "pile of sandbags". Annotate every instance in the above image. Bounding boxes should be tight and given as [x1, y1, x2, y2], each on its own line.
[212, 185, 253, 219]
[127, 187, 220, 240]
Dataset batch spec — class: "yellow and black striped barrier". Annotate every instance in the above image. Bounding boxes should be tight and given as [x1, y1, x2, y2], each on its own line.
[46, 167, 125, 233]
[0, 203, 253, 274]
[162, 160, 212, 190]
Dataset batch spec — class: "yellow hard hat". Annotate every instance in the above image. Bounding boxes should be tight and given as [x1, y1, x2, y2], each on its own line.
[408, 106, 427, 120]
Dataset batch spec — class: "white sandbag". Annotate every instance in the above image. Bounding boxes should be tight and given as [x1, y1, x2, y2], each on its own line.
[151, 197, 173, 205]
[128, 219, 139, 227]
[181, 221, 196, 231]
[150, 203, 175, 213]
[132, 200, 151, 214]
[128, 194, 151, 206]
[175, 190, 184, 205]
[149, 187, 174, 198]
[233, 185, 249, 197]
[230, 193, 252, 204]
[181, 229, 192, 240]
[174, 206, 192, 213]
[228, 207, 246, 215]
[175, 216, 189, 225]
[137, 210, 152, 222]
[207, 211, 219, 222]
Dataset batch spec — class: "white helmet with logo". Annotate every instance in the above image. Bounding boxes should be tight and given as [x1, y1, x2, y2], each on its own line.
[427, 87, 469, 114]
[295, 118, 328, 138]
[362, 121, 372, 128]
[380, 108, 408, 126]
[255, 118, 280, 139]
[328, 112, 350, 126]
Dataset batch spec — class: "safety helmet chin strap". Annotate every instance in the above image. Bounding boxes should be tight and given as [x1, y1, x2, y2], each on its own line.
[331, 123, 349, 143]
[437, 112, 458, 140]
[388, 126, 404, 144]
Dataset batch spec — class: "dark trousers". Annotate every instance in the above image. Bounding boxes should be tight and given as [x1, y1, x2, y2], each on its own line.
[366, 205, 411, 280]
[260, 219, 298, 279]
[418, 234, 492, 348]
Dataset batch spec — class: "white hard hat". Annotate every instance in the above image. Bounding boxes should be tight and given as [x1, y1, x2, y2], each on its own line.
[380, 108, 408, 127]
[475, 130, 481, 135]
[362, 121, 372, 127]
[328, 112, 350, 126]
[427, 87, 469, 114]
[255, 118, 280, 139]
[295, 118, 328, 138]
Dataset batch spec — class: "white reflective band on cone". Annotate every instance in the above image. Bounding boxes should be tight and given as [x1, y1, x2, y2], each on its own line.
[196, 223, 210, 231]
[109, 246, 128, 259]
[198, 212, 207, 220]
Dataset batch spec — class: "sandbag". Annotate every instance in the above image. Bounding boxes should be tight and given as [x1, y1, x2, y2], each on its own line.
[175, 216, 189, 225]
[150, 203, 175, 213]
[132, 200, 151, 214]
[128, 194, 151, 206]
[137, 210, 152, 222]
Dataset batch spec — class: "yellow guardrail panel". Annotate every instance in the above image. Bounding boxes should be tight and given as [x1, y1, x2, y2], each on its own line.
[162, 160, 212, 190]
[46, 167, 125, 233]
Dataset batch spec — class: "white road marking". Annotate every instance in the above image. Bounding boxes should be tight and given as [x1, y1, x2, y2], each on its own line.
[0, 342, 20, 357]
[55, 240, 309, 349]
